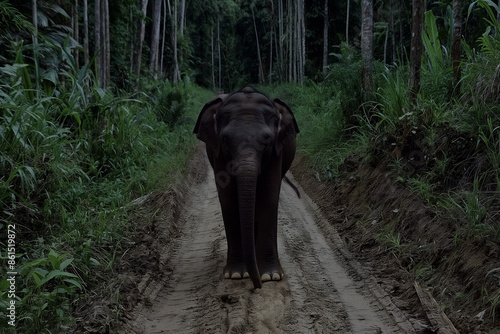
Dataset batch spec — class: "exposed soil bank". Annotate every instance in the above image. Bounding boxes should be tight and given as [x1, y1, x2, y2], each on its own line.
[291, 153, 500, 334]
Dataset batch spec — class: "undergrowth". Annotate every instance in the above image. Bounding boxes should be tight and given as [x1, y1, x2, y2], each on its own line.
[274, 1, 500, 329]
[0, 32, 205, 332]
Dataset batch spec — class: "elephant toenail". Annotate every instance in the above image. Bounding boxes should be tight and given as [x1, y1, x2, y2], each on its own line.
[231, 272, 242, 279]
[243, 272, 249, 278]
[272, 273, 282, 281]
[261, 273, 272, 281]
[224, 272, 230, 279]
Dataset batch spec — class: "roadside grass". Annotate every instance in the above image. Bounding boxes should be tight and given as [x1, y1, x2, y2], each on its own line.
[273, 4, 500, 326]
[0, 36, 210, 332]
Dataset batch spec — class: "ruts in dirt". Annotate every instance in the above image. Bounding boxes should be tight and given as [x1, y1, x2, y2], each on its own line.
[130, 150, 415, 333]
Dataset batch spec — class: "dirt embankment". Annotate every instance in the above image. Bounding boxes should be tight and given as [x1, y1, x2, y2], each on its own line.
[292, 153, 500, 334]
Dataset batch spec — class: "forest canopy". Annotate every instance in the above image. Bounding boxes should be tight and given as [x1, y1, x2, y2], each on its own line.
[1, 0, 497, 91]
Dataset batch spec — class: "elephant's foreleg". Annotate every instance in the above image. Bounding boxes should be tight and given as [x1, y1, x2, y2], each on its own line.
[254, 174, 284, 282]
[217, 182, 248, 279]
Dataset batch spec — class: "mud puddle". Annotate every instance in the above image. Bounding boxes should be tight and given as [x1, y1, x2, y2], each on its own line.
[127, 150, 417, 333]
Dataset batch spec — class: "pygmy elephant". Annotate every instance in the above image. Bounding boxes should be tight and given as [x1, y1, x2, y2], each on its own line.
[193, 87, 299, 289]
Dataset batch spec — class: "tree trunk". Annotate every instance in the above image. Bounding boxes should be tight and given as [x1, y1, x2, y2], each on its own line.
[150, 0, 162, 76]
[179, 0, 186, 36]
[94, 0, 102, 83]
[103, 0, 110, 87]
[171, 0, 181, 83]
[252, 6, 265, 84]
[269, 25, 273, 84]
[160, 0, 167, 76]
[278, 0, 284, 82]
[211, 28, 215, 90]
[409, 0, 424, 103]
[322, 0, 329, 77]
[452, 0, 462, 92]
[299, 0, 305, 83]
[135, 0, 149, 79]
[288, 0, 292, 81]
[83, 0, 89, 64]
[267, 0, 276, 84]
[72, 0, 79, 67]
[293, 0, 297, 82]
[361, 0, 373, 94]
[383, 23, 388, 65]
[32, 0, 39, 93]
[390, 0, 396, 63]
[400, 1, 404, 59]
[346, 0, 350, 44]
[217, 13, 221, 89]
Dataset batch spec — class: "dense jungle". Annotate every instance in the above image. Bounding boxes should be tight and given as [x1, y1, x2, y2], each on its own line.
[1, 0, 500, 333]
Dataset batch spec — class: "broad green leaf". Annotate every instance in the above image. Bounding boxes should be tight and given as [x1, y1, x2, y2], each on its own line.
[59, 258, 73, 271]
[37, 270, 78, 287]
[63, 279, 83, 290]
[48, 249, 61, 270]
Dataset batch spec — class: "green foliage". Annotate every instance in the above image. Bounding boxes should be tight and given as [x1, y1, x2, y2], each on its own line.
[0, 29, 199, 332]
[373, 65, 411, 133]
[422, 10, 446, 74]
[152, 80, 191, 127]
[325, 43, 363, 121]
[0, 250, 82, 331]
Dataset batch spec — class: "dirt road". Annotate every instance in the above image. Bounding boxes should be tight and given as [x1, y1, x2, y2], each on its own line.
[128, 150, 417, 333]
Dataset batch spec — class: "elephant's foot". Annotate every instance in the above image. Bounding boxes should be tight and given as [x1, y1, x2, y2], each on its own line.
[259, 261, 284, 282]
[223, 263, 249, 280]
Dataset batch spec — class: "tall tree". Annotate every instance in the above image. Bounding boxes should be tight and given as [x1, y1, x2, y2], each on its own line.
[361, 0, 373, 93]
[299, 0, 305, 83]
[390, 0, 396, 64]
[452, 0, 462, 91]
[167, 0, 181, 83]
[266, 0, 277, 84]
[150, 0, 162, 76]
[409, 0, 424, 102]
[251, 5, 265, 84]
[72, 0, 79, 66]
[211, 28, 215, 89]
[346, 0, 350, 44]
[160, 0, 167, 75]
[278, 0, 284, 81]
[94, 0, 102, 82]
[103, 0, 110, 87]
[134, 0, 148, 79]
[179, 0, 186, 36]
[217, 12, 221, 89]
[322, 0, 329, 77]
[83, 0, 89, 64]
[32, 0, 40, 93]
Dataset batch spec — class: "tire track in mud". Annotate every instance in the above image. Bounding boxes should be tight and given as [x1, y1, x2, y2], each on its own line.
[131, 153, 415, 333]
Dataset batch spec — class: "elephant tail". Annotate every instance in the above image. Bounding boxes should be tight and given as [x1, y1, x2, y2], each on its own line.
[284, 176, 301, 198]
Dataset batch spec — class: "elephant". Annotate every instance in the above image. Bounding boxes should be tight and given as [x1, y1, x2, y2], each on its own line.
[193, 86, 299, 289]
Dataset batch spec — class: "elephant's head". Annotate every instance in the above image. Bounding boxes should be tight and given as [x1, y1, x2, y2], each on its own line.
[193, 86, 299, 289]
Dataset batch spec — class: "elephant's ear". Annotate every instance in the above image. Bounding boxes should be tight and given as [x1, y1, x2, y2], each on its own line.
[193, 97, 223, 146]
[273, 98, 300, 156]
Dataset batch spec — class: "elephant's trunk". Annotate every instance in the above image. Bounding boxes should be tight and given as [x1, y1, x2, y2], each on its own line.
[236, 161, 262, 289]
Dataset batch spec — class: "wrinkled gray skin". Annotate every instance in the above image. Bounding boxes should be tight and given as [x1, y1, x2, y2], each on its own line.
[194, 87, 299, 289]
